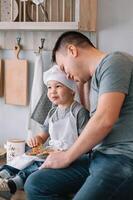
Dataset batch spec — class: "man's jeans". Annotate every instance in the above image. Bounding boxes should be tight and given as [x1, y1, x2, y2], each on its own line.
[24, 152, 133, 200]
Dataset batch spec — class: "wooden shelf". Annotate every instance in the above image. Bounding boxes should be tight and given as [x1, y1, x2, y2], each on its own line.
[0, 22, 79, 31]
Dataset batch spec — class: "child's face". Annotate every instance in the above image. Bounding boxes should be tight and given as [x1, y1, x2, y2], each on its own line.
[47, 80, 74, 107]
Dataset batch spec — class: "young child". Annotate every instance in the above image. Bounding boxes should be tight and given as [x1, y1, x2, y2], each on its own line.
[0, 65, 90, 195]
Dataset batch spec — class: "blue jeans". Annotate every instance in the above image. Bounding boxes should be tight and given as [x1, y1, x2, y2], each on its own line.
[24, 155, 89, 200]
[73, 152, 133, 200]
[0, 161, 43, 185]
[24, 152, 133, 200]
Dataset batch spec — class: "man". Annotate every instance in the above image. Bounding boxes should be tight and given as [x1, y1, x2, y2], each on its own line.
[25, 31, 133, 200]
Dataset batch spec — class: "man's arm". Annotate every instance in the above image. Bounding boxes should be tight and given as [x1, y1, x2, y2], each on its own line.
[42, 92, 125, 169]
[67, 92, 125, 161]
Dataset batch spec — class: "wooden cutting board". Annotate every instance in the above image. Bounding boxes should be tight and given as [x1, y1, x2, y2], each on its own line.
[0, 60, 4, 97]
[5, 45, 28, 106]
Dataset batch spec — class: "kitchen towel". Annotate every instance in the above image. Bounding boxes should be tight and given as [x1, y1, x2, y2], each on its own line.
[28, 54, 45, 135]
[28, 53, 53, 136]
[30, 54, 44, 112]
[31, 88, 52, 125]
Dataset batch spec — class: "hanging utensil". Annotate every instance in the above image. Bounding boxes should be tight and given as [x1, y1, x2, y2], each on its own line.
[26, 0, 49, 21]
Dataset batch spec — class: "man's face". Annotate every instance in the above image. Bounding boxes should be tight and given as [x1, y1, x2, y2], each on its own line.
[55, 51, 87, 83]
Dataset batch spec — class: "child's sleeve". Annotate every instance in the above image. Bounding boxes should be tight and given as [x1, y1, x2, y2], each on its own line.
[77, 108, 90, 135]
[42, 107, 57, 134]
[42, 115, 49, 134]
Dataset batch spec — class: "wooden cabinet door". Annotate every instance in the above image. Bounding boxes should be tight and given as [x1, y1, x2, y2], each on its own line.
[79, 0, 97, 31]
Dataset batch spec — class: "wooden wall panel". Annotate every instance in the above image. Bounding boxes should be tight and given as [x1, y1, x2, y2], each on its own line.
[79, 0, 97, 31]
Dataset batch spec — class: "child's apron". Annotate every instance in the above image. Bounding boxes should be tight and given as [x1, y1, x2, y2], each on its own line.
[49, 102, 82, 150]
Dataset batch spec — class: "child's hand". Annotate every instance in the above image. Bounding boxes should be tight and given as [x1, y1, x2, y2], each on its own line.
[27, 135, 43, 147]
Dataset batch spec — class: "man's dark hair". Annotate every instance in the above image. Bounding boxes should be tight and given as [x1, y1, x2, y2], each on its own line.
[52, 31, 95, 62]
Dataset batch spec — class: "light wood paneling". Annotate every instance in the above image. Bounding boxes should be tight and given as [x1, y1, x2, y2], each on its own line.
[79, 0, 97, 31]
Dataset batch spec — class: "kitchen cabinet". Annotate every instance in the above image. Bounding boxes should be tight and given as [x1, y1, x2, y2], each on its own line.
[0, 0, 97, 31]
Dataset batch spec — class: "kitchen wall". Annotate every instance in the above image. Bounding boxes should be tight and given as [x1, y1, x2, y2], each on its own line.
[97, 0, 133, 54]
[1, 0, 133, 146]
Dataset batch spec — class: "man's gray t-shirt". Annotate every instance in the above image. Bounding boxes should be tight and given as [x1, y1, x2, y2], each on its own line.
[90, 52, 133, 159]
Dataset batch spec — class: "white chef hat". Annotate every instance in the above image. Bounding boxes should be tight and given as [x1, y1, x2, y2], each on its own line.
[43, 65, 76, 92]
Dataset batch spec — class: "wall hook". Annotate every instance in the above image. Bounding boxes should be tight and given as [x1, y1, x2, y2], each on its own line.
[39, 38, 45, 52]
[34, 38, 45, 54]
[16, 37, 21, 46]
[14, 37, 21, 59]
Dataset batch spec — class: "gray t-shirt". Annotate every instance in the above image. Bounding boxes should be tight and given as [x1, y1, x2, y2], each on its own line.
[90, 52, 133, 159]
[42, 101, 90, 136]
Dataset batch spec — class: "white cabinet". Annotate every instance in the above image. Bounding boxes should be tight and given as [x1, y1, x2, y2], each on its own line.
[0, 0, 97, 31]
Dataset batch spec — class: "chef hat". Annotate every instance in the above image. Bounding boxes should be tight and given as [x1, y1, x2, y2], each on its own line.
[43, 65, 76, 92]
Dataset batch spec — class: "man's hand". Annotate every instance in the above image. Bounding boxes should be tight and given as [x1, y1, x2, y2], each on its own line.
[39, 151, 71, 169]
